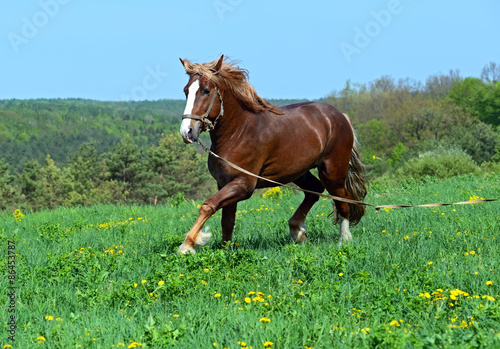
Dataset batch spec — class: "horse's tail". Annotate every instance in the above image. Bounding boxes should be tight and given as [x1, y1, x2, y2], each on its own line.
[345, 135, 367, 226]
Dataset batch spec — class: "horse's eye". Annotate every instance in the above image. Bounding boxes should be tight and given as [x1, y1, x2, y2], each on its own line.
[202, 89, 211, 96]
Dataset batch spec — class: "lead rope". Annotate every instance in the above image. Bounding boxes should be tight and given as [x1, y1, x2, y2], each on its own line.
[196, 140, 500, 213]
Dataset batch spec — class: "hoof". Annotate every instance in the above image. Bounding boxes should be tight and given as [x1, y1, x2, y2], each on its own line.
[177, 243, 196, 255]
[290, 223, 307, 244]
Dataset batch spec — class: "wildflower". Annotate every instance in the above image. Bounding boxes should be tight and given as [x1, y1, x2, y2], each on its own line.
[338, 273, 344, 277]
[264, 341, 274, 347]
[45, 315, 53, 321]
[142, 280, 147, 284]
[134, 283, 138, 287]
[297, 279, 303, 283]
[214, 293, 221, 298]
[260, 317, 271, 322]
[486, 281, 493, 286]
[37, 336, 46, 343]
[173, 314, 179, 318]
[244, 297, 251, 304]
[419, 292, 431, 298]
[128, 342, 142, 348]
[13, 209, 24, 222]
[428, 261, 433, 265]
[361, 328, 370, 334]
[389, 320, 400, 327]
[469, 250, 475, 255]
[158, 280, 164, 286]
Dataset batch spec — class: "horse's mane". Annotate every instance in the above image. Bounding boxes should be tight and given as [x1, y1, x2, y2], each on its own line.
[182, 57, 284, 115]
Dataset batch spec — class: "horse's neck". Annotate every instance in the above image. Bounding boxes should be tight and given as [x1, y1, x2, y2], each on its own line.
[209, 96, 252, 151]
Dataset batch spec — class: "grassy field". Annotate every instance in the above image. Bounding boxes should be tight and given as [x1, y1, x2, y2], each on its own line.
[1, 173, 499, 348]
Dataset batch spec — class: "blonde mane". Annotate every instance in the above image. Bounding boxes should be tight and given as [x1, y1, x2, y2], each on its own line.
[182, 57, 283, 115]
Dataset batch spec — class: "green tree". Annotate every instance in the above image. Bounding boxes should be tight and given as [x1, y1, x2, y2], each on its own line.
[0, 159, 17, 210]
[64, 141, 100, 206]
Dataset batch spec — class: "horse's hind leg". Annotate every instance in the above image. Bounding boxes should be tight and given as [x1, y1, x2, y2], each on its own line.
[318, 161, 353, 245]
[288, 171, 324, 243]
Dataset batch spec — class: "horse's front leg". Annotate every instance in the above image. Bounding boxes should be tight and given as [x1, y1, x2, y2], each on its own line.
[221, 203, 237, 249]
[177, 179, 254, 254]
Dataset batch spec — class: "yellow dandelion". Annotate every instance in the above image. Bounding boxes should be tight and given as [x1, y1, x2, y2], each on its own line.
[260, 317, 271, 322]
[214, 293, 221, 298]
[244, 297, 251, 304]
[486, 281, 493, 286]
[173, 314, 179, 318]
[264, 341, 274, 347]
[45, 315, 53, 321]
[158, 280, 164, 286]
[128, 342, 142, 348]
[338, 273, 344, 277]
[389, 320, 400, 327]
[141, 280, 147, 284]
[37, 336, 46, 343]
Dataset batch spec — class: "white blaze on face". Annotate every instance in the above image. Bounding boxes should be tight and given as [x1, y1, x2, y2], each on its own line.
[180, 79, 200, 138]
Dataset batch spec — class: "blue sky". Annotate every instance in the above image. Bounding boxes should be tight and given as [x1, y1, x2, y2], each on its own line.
[1, 0, 499, 101]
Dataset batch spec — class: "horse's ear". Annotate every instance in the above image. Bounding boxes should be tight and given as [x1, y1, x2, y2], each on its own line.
[212, 55, 224, 73]
[179, 58, 192, 71]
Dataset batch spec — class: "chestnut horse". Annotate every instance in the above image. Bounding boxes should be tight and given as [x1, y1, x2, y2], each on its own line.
[178, 55, 367, 254]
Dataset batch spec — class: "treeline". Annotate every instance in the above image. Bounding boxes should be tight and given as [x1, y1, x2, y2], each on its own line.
[0, 134, 215, 211]
[326, 62, 500, 175]
[0, 98, 185, 172]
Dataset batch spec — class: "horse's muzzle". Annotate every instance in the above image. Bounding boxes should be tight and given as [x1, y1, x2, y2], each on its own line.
[180, 118, 202, 144]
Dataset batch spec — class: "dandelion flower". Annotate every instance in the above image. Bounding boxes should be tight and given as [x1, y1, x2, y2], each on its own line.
[486, 281, 493, 286]
[128, 342, 142, 348]
[389, 320, 400, 327]
[338, 273, 344, 277]
[260, 317, 271, 322]
[142, 280, 147, 284]
[264, 341, 274, 347]
[37, 336, 46, 343]
[469, 250, 475, 255]
[214, 293, 221, 298]
[173, 314, 179, 318]
[45, 315, 53, 321]
[244, 297, 251, 304]
[158, 280, 164, 286]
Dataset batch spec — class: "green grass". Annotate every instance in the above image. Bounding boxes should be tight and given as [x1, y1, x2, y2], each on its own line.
[1, 173, 499, 348]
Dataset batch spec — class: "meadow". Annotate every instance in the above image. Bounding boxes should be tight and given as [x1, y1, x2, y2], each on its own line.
[1, 173, 499, 348]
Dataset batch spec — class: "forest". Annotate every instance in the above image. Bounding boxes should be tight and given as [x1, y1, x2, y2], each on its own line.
[0, 62, 499, 211]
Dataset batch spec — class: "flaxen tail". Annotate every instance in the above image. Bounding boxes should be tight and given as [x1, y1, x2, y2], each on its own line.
[345, 139, 367, 225]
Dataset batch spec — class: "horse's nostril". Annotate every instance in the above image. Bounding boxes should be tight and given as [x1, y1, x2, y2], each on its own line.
[187, 128, 193, 138]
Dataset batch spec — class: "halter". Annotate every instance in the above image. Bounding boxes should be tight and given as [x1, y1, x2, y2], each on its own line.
[182, 86, 224, 132]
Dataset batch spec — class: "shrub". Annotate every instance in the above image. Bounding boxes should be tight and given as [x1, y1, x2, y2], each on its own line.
[394, 147, 480, 180]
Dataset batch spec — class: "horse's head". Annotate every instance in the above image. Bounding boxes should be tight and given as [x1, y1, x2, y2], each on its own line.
[179, 55, 224, 144]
